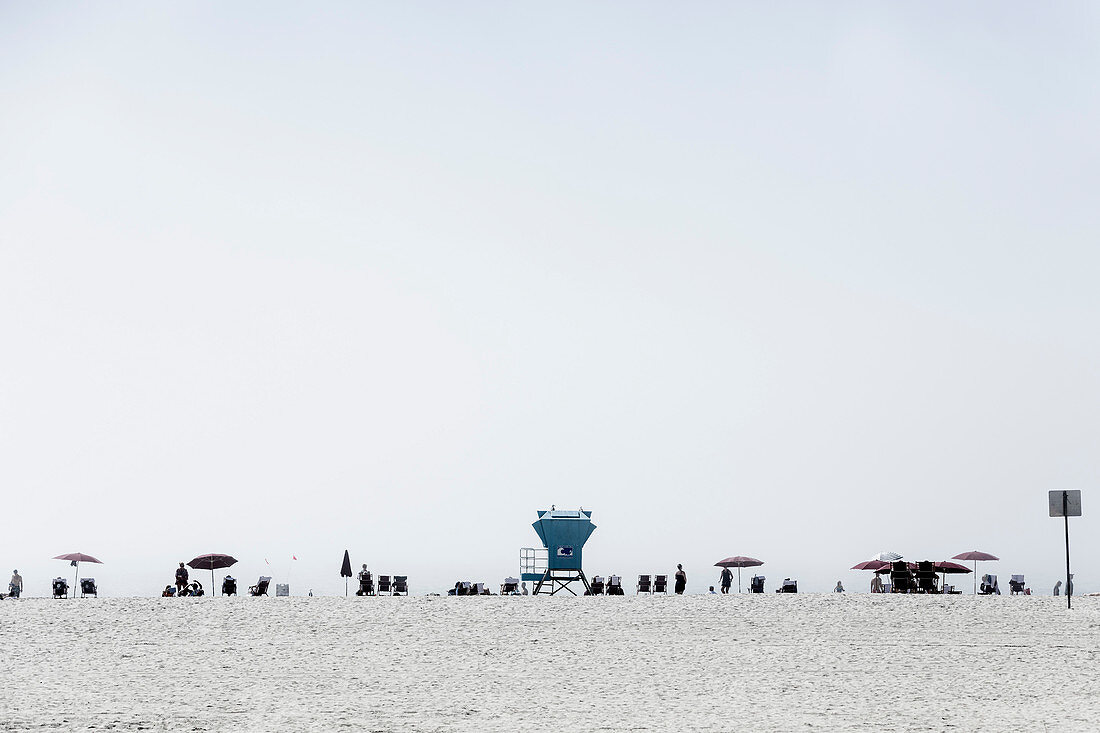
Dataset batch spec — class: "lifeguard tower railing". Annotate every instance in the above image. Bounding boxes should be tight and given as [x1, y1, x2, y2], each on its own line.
[520, 547, 548, 583]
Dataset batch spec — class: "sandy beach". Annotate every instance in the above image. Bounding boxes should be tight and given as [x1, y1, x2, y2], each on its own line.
[2, 594, 1098, 732]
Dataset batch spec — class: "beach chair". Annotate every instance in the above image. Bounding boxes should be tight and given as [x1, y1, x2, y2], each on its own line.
[1009, 575, 1025, 595]
[80, 578, 97, 598]
[636, 575, 652, 594]
[607, 576, 624, 595]
[377, 575, 392, 595]
[776, 578, 797, 593]
[357, 571, 374, 596]
[52, 577, 68, 599]
[979, 574, 1000, 595]
[501, 577, 519, 595]
[275, 584, 289, 597]
[943, 583, 955, 594]
[588, 576, 605, 595]
[249, 577, 271, 596]
[222, 576, 237, 596]
[750, 575, 765, 593]
[890, 561, 913, 593]
[474, 583, 488, 595]
[653, 575, 668, 594]
[916, 561, 938, 594]
[392, 576, 408, 596]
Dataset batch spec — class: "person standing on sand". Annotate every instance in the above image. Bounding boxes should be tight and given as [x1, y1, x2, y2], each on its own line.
[674, 564, 687, 595]
[9, 570, 23, 598]
[870, 575, 883, 593]
[175, 562, 189, 594]
[719, 567, 732, 594]
[1054, 580, 1062, 596]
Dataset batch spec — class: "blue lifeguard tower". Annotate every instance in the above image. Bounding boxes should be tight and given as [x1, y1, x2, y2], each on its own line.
[520, 508, 596, 595]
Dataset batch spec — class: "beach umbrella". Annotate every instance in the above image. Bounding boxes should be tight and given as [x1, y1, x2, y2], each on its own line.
[952, 551, 998, 594]
[714, 556, 764, 593]
[187, 553, 238, 596]
[851, 560, 889, 571]
[935, 561, 971, 593]
[340, 550, 353, 597]
[871, 551, 903, 563]
[53, 553, 103, 598]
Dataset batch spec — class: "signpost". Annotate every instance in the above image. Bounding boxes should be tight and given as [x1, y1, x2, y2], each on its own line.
[1048, 489, 1082, 609]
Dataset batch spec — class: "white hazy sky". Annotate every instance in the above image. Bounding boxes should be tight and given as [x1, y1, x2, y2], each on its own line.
[2, 3, 1098, 596]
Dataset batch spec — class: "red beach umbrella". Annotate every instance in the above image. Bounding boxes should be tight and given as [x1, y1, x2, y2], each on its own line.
[851, 560, 890, 571]
[54, 553, 103, 598]
[187, 553, 238, 596]
[714, 556, 764, 593]
[952, 551, 999, 594]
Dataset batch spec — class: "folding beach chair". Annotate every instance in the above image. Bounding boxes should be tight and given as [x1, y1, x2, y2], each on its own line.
[588, 576, 605, 595]
[377, 575, 392, 594]
[653, 575, 668, 594]
[80, 578, 97, 598]
[392, 576, 408, 596]
[357, 571, 374, 596]
[776, 578, 797, 593]
[52, 577, 68, 599]
[249, 577, 271, 596]
[222, 576, 237, 596]
[474, 583, 488, 595]
[749, 575, 765, 593]
[1009, 575, 1025, 595]
[636, 575, 652, 594]
[916, 561, 938, 594]
[501, 577, 520, 595]
[607, 576, 624, 595]
[890, 561, 913, 593]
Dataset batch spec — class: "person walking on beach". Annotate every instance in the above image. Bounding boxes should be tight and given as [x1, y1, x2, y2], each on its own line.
[674, 564, 687, 595]
[175, 562, 189, 594]
[9, 570, 22, 598]
[719, 567, 732, 594]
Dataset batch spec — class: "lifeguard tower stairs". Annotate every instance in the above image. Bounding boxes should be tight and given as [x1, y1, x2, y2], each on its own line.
[520, 508, 596, 595]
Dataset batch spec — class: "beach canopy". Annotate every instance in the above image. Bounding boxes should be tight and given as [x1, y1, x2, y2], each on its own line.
[340, 550, 353, 596]
[871, 551, 903, 563]
[714, 556, 763, 593]
[54, 553, 103, 597]
[935, 561, 972, 573]
[188, 553, 238, 596]
[952, 550, 998, 594]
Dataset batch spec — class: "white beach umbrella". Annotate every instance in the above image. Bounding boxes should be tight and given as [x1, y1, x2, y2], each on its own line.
[871, 551, 903, 563]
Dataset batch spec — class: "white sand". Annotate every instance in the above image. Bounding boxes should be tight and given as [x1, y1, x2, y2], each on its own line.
[2, 594, 1098, 731]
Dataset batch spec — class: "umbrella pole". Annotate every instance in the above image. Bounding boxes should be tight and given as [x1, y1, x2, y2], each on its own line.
[738, 567, 742, 594]
[74, 562, 79, 599]
[212, 568, 216, 596]
[973, 560, 977, 595]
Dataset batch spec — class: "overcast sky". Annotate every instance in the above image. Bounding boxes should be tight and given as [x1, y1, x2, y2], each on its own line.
[2, 3, 1098, 596]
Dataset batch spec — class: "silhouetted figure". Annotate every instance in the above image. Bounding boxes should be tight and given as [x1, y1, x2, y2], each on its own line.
[719, 567, 732, 594]
[674, 564, 687, 595]
[175, 562, 189, 594]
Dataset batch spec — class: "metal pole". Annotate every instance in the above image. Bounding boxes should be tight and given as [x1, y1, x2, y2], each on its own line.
[1064, 491, 1072, 611]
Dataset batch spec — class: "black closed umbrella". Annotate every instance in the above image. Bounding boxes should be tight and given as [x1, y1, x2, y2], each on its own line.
[188, 554, 238, 596]
[340, 550, 353, 596]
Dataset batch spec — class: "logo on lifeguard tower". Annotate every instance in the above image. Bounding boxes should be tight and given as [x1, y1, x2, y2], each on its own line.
[557, 546, 574, 558]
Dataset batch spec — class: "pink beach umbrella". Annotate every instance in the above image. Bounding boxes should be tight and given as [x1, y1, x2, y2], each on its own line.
[952, 551, 998, 594]
[53, 553, 103, 598]
[714, 556, 764, 593]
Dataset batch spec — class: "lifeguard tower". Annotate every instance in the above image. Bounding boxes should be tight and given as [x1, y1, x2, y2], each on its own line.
[520, 508, 596, 595]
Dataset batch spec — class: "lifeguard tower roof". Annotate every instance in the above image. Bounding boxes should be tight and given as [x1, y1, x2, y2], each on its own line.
[532, 509, 596, 571]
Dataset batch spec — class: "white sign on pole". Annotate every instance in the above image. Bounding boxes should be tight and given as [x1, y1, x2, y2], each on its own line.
[1049, 489, 1082, 517]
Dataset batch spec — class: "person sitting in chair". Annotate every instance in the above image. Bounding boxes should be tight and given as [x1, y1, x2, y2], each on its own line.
[357, 564, 372, 596]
